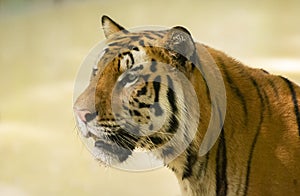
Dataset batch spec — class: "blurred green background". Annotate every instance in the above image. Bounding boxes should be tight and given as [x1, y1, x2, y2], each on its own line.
[0, 0, 299, 195]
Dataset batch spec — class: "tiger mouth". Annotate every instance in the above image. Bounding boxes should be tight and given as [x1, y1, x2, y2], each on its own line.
[94, 140, 132, 162]
[85, 125, 135, 162]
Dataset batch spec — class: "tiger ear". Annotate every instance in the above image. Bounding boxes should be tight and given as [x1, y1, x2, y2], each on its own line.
[101, 15, 127, 38]
[166, 26, 196, 60]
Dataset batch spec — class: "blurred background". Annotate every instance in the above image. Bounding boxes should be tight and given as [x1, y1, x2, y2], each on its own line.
[0, 0, 299, 195]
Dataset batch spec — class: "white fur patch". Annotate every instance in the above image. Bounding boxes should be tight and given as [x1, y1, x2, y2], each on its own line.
[120, 48, 148, 71]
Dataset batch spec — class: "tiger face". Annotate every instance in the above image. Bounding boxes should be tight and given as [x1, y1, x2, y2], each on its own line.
[74, 16, 199, 166]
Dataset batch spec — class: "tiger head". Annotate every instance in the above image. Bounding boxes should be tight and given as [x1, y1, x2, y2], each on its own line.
[74, 16, 200, 166]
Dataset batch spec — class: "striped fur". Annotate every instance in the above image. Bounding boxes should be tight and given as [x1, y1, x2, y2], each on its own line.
[74, 16, 300, 196]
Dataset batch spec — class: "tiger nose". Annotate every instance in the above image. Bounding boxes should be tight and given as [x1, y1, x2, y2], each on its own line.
[74, 108, 97, 123]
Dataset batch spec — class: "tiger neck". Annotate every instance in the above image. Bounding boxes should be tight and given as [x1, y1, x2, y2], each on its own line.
[164, 43, 234, 195]
[166, 143, 216, 196]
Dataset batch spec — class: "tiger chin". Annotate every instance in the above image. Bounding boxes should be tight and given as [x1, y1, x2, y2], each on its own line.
[74, 15, 300, 196]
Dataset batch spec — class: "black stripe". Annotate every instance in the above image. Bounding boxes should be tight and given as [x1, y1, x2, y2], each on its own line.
[150, 59, 157, 72]
[144, 34, 156, 40]
[108, 42, 121, 47]
[111, 36, 127, 41]
[182, 145, 198, 180]
[131, 46, 139, 51]
[117, 58, 121, 71]
[244, 77, 264, 196]
[281, 76, 300, 136]
[267, 78, 279, 99]
[139, 102, 151, 108]
[128, 109, 133, 116]
[133, 98, 140, 103]
[137, 85, 147, 96]
[218, 58, 248, 120]
[148, 136, 163, 145]
[162, 146, 174, 157]
[215, 128, 228, 196]
[144, 30, 164, 38]
[167, 75, 174, 89]
[149, 123, 153, 130]
[153, 76, 161, 102]
[108, 41, 129, 48]
[260, 68, 269, 74]
[130, 36, 140, 41]
[133, 110, 142, 116]
[196, 151, 210, 179]
[167, 75, 178, 113]
[262, 88, 272, 115]
[244, 123, 262, 196]
[166, 114, 178, 133]
[128, 52, 134, 66]
[176, 54, 188, 69]
[153, 32, 164, 38]
[131, 64, 144, 72]
[152, 76, 163, 116]
[122, 51, 134, 66]
[139, 40, 145, 47]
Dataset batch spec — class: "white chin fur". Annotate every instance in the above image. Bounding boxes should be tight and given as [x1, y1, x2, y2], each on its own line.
[91, 146, 122, 166]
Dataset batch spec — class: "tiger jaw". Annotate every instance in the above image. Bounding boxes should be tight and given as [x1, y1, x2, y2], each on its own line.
[94, 140, 131, 162]
[74, 115, 136, 164]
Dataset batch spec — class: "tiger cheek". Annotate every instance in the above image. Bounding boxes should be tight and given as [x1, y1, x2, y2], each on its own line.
[94, 74, 118, 119]
[128, 89, 152, 124]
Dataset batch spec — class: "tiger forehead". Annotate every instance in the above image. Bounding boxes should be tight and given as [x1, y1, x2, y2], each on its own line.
[96, 30, 168, 69]
[107, 30, 167, 48]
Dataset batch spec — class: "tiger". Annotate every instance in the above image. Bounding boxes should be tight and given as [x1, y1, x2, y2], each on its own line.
[73, 15, 300, 196]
